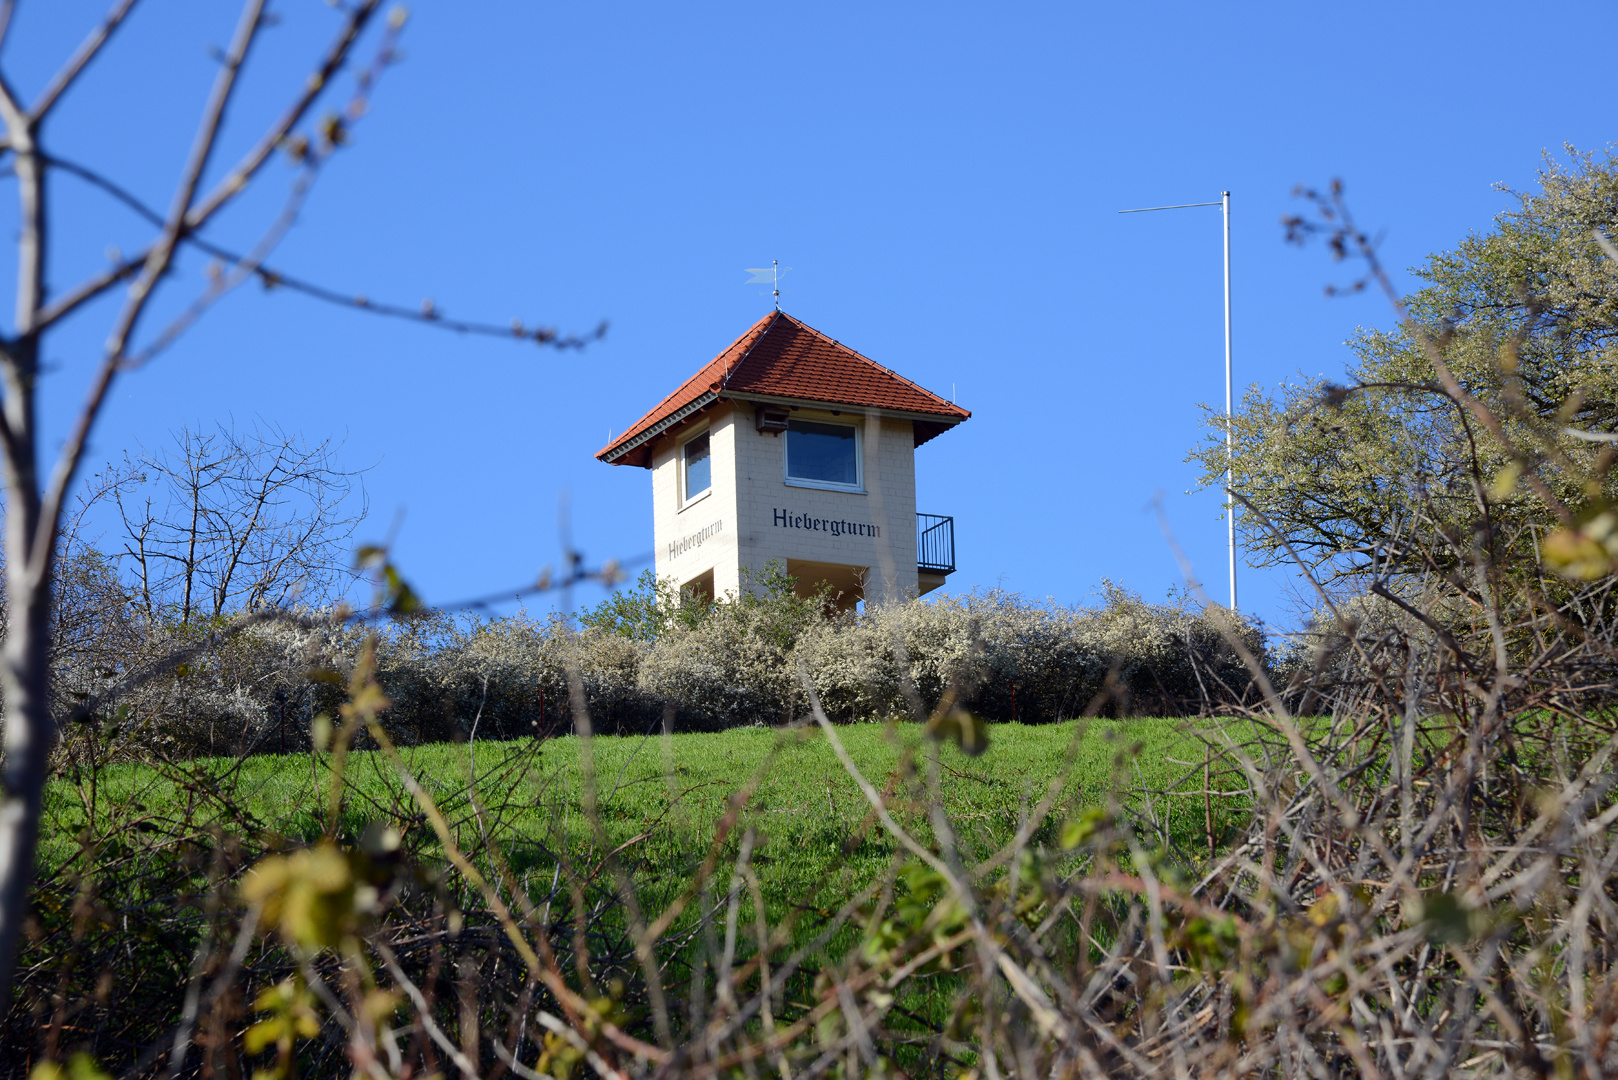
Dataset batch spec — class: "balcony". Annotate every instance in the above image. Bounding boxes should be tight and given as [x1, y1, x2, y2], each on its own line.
[917, 513, 955, 576]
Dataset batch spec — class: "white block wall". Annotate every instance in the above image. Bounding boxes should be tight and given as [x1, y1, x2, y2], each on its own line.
[650, 401, 920, 602]
[652, 407, 741, 596]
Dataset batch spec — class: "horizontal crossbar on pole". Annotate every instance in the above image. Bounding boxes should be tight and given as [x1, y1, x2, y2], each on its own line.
[1118, 201, 1223, 213]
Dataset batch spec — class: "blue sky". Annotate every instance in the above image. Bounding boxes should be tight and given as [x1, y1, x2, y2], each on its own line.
[10, 1, 1618, 630]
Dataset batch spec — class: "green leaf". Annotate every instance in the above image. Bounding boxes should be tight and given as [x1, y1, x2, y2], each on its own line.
[928, 708, 989, 757]
[1412, 890, 1493, 945]
[1060, 807, 1107, 850]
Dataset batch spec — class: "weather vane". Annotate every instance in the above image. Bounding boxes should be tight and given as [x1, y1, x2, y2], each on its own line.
[744, 260, 791, 310]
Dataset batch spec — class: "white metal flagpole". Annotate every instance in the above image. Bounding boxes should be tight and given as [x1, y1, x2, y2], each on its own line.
[1118, 193, 1239, 611]
[1222, 191, 1236, 613]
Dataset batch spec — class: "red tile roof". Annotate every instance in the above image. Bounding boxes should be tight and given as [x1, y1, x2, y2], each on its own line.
[597, 311, 970, 466]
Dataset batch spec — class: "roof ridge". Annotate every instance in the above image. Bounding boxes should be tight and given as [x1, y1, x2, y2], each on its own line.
[719, 309, 782, 390]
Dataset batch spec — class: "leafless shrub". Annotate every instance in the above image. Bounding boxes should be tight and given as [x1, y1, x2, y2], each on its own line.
[103, 420, 367, 621]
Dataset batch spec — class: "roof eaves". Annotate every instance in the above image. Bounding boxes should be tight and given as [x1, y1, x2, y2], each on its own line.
[598, 314, 775, 459]
[720, 389, 970, 423]
[599, 390, 719, 463]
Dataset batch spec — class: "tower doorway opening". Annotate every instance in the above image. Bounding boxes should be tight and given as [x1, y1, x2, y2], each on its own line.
[683, 568, 715, 604]
[786, 559, 866, 613]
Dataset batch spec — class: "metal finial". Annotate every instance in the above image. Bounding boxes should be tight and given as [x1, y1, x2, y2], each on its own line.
[744, 262, 792, 310]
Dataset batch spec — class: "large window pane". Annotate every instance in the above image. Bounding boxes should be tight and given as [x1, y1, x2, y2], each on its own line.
[684, 431, 711, 499]
[787, 421, 857, 485]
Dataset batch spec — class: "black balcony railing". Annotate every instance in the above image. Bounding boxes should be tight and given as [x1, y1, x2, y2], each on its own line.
[917, 513, 955, 575]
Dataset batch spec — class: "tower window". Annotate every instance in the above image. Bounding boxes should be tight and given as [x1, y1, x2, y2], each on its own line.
[785, 420, 861, 491]
[683, 430, 711, 504]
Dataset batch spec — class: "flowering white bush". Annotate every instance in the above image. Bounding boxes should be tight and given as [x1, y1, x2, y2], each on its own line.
[48, 597, 365, 760]
[49, 570, 1268, 761]
[798, 583, 1265, 722]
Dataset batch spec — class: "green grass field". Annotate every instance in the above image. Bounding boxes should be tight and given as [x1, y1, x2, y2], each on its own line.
[44, 717, 1255, 910]
[37, 717, 1262, 1055]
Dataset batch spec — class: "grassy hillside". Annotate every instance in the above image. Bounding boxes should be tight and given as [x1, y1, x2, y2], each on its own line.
[43, 717, 1255, 923]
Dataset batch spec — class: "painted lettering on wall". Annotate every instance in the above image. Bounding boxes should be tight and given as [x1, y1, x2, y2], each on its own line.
[670, 519, 722, 560]
[772, 508, 880, 538]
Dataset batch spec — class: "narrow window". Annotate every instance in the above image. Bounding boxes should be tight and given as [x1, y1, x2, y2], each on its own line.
[786, 420, 859, 489]
[683, 430, 711, 502]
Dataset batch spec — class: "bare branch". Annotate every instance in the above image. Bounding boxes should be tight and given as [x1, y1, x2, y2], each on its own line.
[45, 153, 604, 347]
[0, 49, 25, 137]
[35, 0, 314, 584]
[33, 2, 383, 333]
[105, 0, 266, 357]
[181, 2, 382, 233]
[28, 0, 140, 121]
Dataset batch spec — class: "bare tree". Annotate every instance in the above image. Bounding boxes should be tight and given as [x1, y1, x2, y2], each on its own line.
[0, 2, 593, 1004]
[104, 421, 364, 623]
